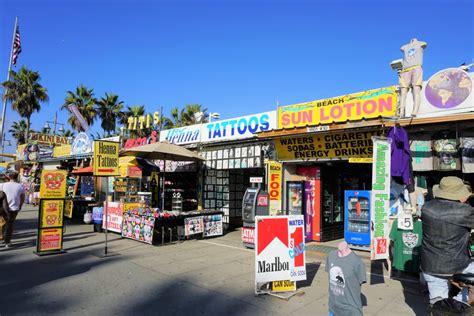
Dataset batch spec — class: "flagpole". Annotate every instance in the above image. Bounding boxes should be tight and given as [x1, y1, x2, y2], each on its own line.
[0, 16, 19, 156]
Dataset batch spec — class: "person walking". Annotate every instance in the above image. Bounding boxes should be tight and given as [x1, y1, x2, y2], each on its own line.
[421, 176, 474, 313]
[0, 190, 10, 243]
[326, 241, 367, 316]
[0, 171, 25, 248]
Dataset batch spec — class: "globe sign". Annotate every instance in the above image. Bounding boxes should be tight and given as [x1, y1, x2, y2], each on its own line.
[425, 68, 472, 109]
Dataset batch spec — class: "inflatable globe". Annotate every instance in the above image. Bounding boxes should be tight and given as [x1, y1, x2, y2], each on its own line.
[425, 68, 472, 109]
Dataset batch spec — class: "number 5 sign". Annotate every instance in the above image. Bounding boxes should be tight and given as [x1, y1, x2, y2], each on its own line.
[398, 209, 414, 230]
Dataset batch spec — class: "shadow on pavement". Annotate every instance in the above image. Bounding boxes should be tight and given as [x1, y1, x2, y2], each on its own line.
[298, 261, 321, 288]
[0, 249, 121, 314]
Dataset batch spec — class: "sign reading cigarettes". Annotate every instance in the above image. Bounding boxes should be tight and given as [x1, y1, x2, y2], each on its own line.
[255, 216, 306, 283]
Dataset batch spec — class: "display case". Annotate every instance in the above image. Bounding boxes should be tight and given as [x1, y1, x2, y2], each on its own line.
[344, 190, 371, 247]
[114, 177, 141, 202]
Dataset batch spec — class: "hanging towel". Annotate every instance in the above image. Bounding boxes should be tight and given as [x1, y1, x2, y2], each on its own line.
[387, 126, 412, 185]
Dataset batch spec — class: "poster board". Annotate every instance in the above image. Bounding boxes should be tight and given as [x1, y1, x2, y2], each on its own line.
[184, 216, 204, 236]
[102, 202, 123, 233]
[255, 215, 306, 283]
[39, 170, 67, 199]
[64, 199, 73, 218]
[36, 198, 65, 254]
[121, 213, 155, 244]
[203, 214, 223, 237]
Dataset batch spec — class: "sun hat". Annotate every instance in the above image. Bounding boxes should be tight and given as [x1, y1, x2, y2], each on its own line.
[432, 176, 472, 201]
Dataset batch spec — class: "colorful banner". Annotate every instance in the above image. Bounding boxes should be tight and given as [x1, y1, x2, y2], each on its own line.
[278, 87, 397, 128]
[37, 228, 63, 252]
[64, 199, 73, 218]
[53, 144, 72, 157]
[370, 137, 392, 260]
[184, 216, 204, 236]
[121, 213, 155, 244]
[40, 170, 67, 199]
[71, 132, 92, 155]
[267, 161, 282, 216]
[93, 141, 120, 176]
[203, 214, 223, 237]
[102, 202, 124, 233]
[255, 215, 306, 283]
[40, 199, 64, 228]
[275, 130, 381, 161]
[68, 104, 90, 131]
[201, 111, 277, 143]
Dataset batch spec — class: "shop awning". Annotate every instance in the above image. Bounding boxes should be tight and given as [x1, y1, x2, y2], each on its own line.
[71, 166, 93, 174]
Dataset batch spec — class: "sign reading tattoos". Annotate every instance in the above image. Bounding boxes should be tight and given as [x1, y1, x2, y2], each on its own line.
[255, 216, 306, 283]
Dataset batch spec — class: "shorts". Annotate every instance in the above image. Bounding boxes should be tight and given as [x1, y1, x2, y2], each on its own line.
[34, 192, 40, 199]
[399, 66, 423, 88]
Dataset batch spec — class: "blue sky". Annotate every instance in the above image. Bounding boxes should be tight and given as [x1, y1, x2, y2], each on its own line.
[1, 0, 473, 153]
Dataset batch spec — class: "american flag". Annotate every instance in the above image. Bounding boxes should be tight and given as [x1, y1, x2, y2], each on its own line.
[12, 24, 22, 66]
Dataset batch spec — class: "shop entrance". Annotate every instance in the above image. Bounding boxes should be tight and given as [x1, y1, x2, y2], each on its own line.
[320, 162, 372, 241]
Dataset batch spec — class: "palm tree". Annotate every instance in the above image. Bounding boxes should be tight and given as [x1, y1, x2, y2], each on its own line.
[162, 107, 182, 129]
[1, 66, 49, 141]
[61, 84, 97, 132]
[181, 104, 208, 125]
[60, 129, 75, 138]
[8, 119, 28, 145]
[161, 104, 208, 129]
[96, 93, 124, 136]
[119, 105, 146, 138]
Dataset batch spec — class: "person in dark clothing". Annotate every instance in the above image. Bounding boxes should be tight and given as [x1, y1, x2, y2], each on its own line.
[0, 190, 11, 243]
[421, 176, 474, 312]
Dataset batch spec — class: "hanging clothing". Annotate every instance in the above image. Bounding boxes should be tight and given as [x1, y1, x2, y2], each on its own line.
[387, 126, 412, 185]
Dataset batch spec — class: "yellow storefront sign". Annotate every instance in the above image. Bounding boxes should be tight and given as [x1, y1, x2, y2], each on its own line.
[275, 130, 382, 161]
[64, 199, 74, 218]
[53, 144, 72, 158]
[278, 86, 397, 128]
[272, 280, 296, 292]
[93, 141, 120, 176]
[38, 228, 63, 252]
[40, 170, 68, 198]
[267, 161, 282, 216]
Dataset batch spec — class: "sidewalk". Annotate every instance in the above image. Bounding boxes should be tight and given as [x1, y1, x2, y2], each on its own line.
[0, 204, 428, 315]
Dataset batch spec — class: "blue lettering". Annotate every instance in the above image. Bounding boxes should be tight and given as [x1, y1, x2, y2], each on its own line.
[248, 116, 259, 133]
[212, 123, 222, 138]
[237, 118, 247, 134]
[220, 121, 229, 137]
[259, 114, 270, 131]
[229, 120, 237, 136]
[207, 124, 215, 139]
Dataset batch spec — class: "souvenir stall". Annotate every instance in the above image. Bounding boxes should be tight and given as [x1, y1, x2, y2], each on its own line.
[118, 141, 225, 244]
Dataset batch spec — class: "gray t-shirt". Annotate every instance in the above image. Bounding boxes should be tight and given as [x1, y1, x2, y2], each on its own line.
[325, 250, 367, 316]
[401, 40, 427, 69]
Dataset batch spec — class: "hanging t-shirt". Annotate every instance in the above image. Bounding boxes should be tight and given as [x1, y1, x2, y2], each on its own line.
[401, 40, 427, 69]
[325, 251, 367, 316]
[461, 137, 474, 173]
[410, 140, 433, 171]
[433, 139, 460, 171]
[389, 220, 423, 274]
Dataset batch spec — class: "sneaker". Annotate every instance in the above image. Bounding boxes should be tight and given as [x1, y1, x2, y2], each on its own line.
[3, 243, 11, 248]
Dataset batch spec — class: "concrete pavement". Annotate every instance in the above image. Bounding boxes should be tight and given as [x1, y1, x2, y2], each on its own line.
[0, 205, 428, 315]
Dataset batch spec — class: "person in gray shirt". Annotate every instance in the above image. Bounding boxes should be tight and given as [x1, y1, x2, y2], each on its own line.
[326, 241, 367, 316]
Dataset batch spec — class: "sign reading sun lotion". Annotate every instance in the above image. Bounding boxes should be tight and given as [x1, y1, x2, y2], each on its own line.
[255, 216, 306, 283]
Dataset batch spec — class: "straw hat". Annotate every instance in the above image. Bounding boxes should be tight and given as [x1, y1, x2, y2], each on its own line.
[433, 176, 472, 201]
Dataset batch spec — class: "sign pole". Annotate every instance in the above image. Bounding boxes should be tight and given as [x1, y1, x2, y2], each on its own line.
[104, 176, 108, 255]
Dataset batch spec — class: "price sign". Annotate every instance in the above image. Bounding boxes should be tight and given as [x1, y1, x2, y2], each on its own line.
[398, 209, 413, 230]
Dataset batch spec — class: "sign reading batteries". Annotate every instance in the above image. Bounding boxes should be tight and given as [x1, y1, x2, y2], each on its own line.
[255, 216, 306, 283]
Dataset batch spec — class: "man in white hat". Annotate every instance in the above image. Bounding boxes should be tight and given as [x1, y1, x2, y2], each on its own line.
[421, 176, 474, 312]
